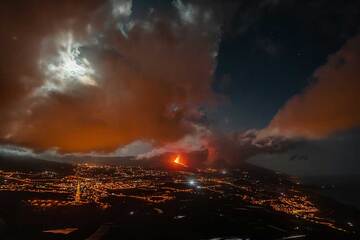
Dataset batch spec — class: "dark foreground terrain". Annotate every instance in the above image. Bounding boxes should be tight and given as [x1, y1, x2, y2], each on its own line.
[0, 155, 359, 240]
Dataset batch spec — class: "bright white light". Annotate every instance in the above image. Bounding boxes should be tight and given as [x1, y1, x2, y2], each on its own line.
[37, 31, 96, 96]
[111, 0, 134, 38]
[188, 180, 196, 186]
[173, 0, 198, 25]
[112, 0, 132, 18]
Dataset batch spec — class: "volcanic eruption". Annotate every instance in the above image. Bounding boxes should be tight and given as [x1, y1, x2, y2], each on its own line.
[173, 154, 188, 168]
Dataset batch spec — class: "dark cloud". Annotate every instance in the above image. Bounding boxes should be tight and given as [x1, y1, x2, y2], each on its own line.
[206, 129, 294, 166]
[250, 130, 360, 175]
[256, 37, 280, 55]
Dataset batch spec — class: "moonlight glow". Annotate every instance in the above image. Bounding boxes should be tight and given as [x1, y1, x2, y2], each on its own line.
[37, 31, 97, 95]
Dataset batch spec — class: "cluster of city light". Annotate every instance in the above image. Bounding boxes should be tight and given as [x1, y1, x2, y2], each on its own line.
[0, 163, 350, 232]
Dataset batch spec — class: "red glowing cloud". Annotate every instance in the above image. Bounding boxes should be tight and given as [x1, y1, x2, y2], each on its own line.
[0, 1, 221, 153]
[264, 35, 360, 139]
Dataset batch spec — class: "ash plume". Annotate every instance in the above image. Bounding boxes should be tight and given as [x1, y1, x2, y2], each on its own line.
[137, 127, 294, 167]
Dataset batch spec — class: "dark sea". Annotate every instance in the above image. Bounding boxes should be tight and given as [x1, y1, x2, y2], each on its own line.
[301, 174, 360, 209]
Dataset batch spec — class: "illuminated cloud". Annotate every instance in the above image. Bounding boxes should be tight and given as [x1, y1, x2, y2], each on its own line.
[113, 140, 153, 157]
[0, 0, 222, 153]
[263, 35, 360, 139]
[111, 0, 134, 37]
[173, 0, 199, 25]
[0, 145, 35, 157]
[36, 31, 97, 96]
[112, 0, 132, 18]
[138, 125, 211, 159]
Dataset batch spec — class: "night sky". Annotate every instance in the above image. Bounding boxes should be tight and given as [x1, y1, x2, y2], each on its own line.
[0, 0, 359, 176]
[214, 0, 360, 130]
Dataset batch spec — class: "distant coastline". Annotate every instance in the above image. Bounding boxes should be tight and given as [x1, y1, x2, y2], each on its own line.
[301, 174, 360, 210]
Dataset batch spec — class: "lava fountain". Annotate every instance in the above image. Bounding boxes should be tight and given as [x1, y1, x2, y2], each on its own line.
[173, 155, 188, 167]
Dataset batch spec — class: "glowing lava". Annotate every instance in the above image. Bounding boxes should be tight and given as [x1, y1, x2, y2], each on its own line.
[173, 155, 188, 167]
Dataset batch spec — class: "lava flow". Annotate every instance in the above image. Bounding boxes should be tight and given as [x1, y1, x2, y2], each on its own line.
[173, 155, 188, 167]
